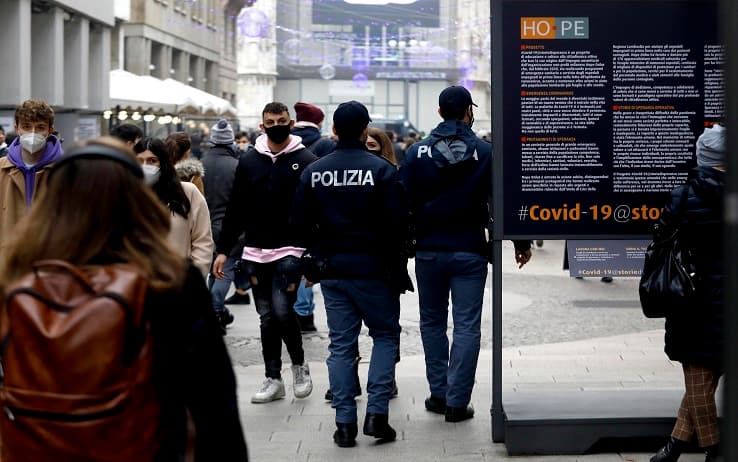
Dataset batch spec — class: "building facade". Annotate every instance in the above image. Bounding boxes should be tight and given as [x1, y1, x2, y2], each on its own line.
[0, 0, 115, 143]
[111, 0, 245, 136]
[118, 0, 241, 100]
[235, 1, 277, 129]
[273, 0, 491, 134]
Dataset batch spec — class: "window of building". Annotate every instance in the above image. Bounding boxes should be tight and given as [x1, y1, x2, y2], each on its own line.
[174, 0, 187, 14]
[206, 0, 217, 30]
[191, 0, 202, 23]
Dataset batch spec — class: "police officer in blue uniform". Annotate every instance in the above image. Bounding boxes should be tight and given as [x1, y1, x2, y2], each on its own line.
[400, 86, 532, 423]
[292, 101, 411, 448]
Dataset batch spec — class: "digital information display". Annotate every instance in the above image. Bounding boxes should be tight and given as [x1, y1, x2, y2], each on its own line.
[311, 0, 441, 27]
[493, 0, 722, 238]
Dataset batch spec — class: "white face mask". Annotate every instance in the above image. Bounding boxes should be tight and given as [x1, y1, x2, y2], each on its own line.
[142, 164, 161, 185]
[20, 133, 47, 154]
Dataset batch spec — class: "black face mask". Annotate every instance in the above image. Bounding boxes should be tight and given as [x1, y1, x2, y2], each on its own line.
[468, 108, 475, 129]
[265, 124, 291, 144]
[368, 149, 382, 156]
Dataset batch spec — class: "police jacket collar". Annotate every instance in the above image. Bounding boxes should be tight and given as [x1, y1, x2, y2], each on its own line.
[431, 119, 475, 140]
[335, 139, 367, 151]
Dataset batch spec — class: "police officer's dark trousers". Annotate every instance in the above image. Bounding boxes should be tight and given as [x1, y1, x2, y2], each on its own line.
[320, 279, 401, 424]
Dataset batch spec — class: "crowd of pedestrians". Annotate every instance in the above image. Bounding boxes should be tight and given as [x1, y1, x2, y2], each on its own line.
[0, 88, 724, 461]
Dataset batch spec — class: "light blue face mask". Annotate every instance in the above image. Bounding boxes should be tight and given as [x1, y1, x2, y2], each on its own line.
[142, 164, 161, 185]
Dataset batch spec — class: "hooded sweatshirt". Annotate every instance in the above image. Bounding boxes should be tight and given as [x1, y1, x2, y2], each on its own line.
[216, 134, 318, 262]
[7, 135, 63, 207]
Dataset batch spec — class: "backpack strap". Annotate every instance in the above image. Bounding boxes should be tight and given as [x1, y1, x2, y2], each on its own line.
[31, 260, 95, 293]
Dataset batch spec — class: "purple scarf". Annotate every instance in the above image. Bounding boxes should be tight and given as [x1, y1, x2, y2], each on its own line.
[7, 135, 64, 207]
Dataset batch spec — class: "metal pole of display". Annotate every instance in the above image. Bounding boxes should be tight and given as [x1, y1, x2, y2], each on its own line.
[490, 0, 506, 443]
[719, 0, 737, 460]
[491, 239, 504, 441]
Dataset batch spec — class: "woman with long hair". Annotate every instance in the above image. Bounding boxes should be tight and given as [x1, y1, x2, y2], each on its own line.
[0, 137, 248, 461]
[134, 137, 213, 277]
[167, 131, 205, 195]
[366, 127, 397, 166]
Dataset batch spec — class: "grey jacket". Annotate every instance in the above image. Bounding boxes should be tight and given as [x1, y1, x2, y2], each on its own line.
[201, 144, 239, 245]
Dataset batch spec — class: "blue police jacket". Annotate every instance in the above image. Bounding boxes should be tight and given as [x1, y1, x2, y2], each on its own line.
[399, 120, 492, 256]
[292, 139, 408, 279]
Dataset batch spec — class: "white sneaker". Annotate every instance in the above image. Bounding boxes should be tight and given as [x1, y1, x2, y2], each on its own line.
[291, 362, 313, 398]
[251, 378, 285, 403]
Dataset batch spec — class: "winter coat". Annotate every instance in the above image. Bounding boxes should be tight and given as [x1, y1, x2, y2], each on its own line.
[659, 166, 724, 369]
[167, 182, 214, 278]
[216, 138, 317, 255]
[201, 144, 239, 245]
[400, 120, 492, 255]
[175, 158, 205, 195]
[292, 139, 408, 281]
[0, 144, 59, 254]
[292, 126, 336, 158]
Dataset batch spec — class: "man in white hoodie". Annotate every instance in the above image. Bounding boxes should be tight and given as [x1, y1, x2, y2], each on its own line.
[214, 102, 317, 403]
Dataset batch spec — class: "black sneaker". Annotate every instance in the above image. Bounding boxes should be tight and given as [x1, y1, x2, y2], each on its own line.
[225, 292, 250, 305]
[216, 309, 234, 329]
[297, 314, 317, 333]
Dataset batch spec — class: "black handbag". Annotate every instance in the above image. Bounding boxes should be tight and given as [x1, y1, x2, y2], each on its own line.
[639, 187, 696, 318]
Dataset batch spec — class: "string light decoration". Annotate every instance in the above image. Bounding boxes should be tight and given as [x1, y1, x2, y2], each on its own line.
[231, 1, 491, 84]
[237, 7, 270, 38]
[319, 63, 336, 80]
[352, 73, 369, 89]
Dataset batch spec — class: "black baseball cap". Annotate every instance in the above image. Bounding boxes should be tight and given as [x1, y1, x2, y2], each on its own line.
[439, 86, 478, 113]
[333, 100, 372, 138]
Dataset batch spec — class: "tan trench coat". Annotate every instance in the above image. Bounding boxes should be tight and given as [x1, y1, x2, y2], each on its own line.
[0, 156, 54, 254]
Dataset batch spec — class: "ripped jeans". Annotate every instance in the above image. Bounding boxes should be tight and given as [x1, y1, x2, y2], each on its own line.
[243, 256, 305, 379]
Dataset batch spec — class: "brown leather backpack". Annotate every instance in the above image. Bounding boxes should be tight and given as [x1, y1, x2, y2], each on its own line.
[0, 260, 161, 461]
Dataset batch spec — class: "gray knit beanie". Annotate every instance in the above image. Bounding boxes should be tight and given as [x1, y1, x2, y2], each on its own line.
[210, 119, 234, 145]
[696, 124, 726, 167]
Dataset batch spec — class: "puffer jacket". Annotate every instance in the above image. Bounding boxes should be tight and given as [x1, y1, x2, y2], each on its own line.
[175, 158, 205, 195]
[658, 166, 724, 369]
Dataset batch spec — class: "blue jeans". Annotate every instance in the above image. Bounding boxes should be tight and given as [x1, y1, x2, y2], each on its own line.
[414, 251, 488, 408]
[247, 256, 305, 379]
[293, 279, 315, 316]
[321, 279, 401, 424]
[210, 255, 239, 313]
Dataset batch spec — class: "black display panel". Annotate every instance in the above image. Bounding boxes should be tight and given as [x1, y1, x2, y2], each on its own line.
[312, 0, 441, 27]
[493, 0, 722, 238]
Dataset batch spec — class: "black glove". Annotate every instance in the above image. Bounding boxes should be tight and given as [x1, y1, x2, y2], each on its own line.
[301, 251, 328, 283]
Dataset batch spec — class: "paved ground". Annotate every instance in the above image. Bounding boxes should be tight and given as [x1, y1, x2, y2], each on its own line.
[224, 240, 708, 461]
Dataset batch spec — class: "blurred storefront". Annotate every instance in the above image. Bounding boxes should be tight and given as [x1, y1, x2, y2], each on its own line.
[108, 0, 246, 139]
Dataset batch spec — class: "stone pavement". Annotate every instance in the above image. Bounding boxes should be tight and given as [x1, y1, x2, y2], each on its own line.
[226, 240, 708, 461]
[232, 328, 706, 461]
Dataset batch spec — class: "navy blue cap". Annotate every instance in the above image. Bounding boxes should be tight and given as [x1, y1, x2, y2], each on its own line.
[333, 101, 372, 137]
[439, 86, 477, 113]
